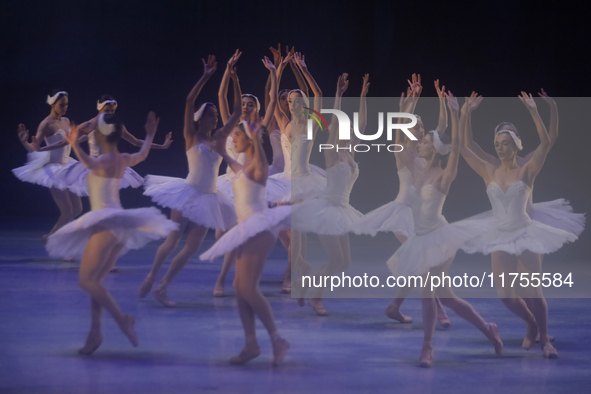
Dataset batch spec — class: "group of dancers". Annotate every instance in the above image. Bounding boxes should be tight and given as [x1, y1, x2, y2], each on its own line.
[12, 45, 585, 367]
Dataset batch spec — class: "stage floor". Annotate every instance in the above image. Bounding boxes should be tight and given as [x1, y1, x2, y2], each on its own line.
[1, 224, 590, 394]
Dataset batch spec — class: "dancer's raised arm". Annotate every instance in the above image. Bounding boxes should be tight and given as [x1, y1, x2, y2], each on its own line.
[294, 52, 323, 133]
[350, 74, 370, 158]
[261, 56, 278, 128]
[215, 65, 243, 142]
[434, 79, 448, 133]
[519, 92, 551, 185]
[459, 96, 496, 182]
[218, 50, 241, 124]
[18, 124, 36, 152]
[521, 89, 558, 162]
[185, 55, 217, 146]
[439, 92, 461, 194]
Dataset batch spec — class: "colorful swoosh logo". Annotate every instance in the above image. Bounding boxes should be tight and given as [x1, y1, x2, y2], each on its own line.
[303, 107, 328, 131]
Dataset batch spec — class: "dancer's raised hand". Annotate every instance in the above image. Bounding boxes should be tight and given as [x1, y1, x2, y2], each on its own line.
[202, 55, 217, 78]
[336, 73, 349, 96]
[445, 91, 459, 113]
[519, 91, 537, 111]
[144, 111, 160, 136]
[361, 73, 370, 97]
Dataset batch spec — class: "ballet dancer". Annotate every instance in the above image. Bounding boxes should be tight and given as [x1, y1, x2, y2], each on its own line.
[13, 90, 82, 239]
[386, 91, 503, 367]
[213, 53, 281, 296]
[459, 92, 578, 358]
[200, 121, 290, 367]
[138, 55, 240, 306]
[46, 111, 177, 354]
[292, 73, 368, 315]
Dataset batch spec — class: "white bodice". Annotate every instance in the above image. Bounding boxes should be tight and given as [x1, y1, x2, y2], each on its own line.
[487, 181, 532, 231]
[394, 167, 415, 206]
[88, 173, 122, 210]
[281, 133, 292, 178]
[410, 184, 448, 236]
[185, 143, 223, 193]
[320, 161, 359, 206]
[232, 172, 268, 222]
[269, 129, 284, 170]
[291, 134, 314, 178]
[88, 131, 101, 157]
[45, 129, 71, 164]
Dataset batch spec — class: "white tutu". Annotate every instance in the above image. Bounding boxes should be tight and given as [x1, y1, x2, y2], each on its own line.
[388, 220, 488, 277]
[143, 175, 236, 231]
[461, 217, 578, 256]
[218, 173, 289, 203]
[46, 206, 178, 259]
[12, 151, 78, 190]
[200, 206, 291, 261]
[292, 199, 362, 235]
[352, 201, 414, 237]
[64, 162, 144, 196]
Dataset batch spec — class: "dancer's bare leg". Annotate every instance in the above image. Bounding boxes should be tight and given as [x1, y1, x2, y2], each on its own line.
[385, 232, 414, 323]
[492, 251, 537, 349]
[138, 210, 188, 297]
[231, 231, 289, 366]
[46, 187, 75, 238]
[279, 229, 292, 293]
[78, 228, 137, 349]
[518, 257, 554, 343]
[434, 259, 503, 355]
[419, 284, 437, 367]
[214, 248, 237, 297]
[153, 222, 208, 307]
[519, 250, 556, 358]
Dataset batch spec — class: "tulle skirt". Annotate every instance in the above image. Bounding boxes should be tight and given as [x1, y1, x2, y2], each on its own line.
[388, 220, 490, 277]
[12, 151, 78, 190]
[143, 175, 236, 231]
[292, 199, 362, 235]
[461, 217, 578, 256]
[352, 201, 414, 238]
[46, 207, 178, 259]
[200, 206, 291, 261]
[64, 162, 144, 196]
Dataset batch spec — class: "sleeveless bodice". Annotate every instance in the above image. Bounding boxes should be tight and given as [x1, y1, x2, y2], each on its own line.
[88, 173, 122, 210]
[321, 161, 359, 206]
[88, 131, 101, 157]
[45, 129, 71, 164]
[487, 181, 532, 231]
[232, 172, 268, 222]
[185, 143, 222, 193]
[281, 133, 292, 178]
[269, 129, 285, 170]
[411, 184, 448, 236]
[291, 134, 313, 178]
[394, 167, 415, 206]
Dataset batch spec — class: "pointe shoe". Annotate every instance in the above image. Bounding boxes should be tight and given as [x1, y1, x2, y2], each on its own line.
[272, 337, 290, 367]
[213, 284, 224, 297]
[229, 347, 261, 365]
[121, 314, 138, 347]
[153, 285, 177, 308]
[109, 267, 119, 273]
[138, 274, 155, 298]
[437, 316, 451, 329]
[309, 298, 328, 316]
[78, 330, 103, 355]
[419, 346, 434, 368]
[522, 322, 538, 350]
[384, 307, 413, 324]
[542, 343, 558, 359]
[484, 323, 504, 355]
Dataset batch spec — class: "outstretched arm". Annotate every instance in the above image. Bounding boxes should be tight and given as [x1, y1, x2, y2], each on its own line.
[124, 112, 159, 167]
[121, 127, 172, 150]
